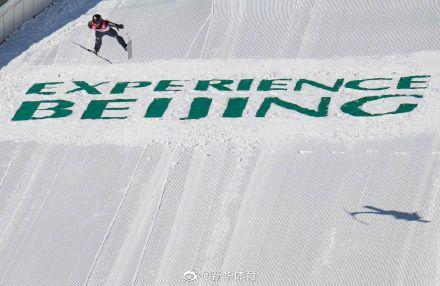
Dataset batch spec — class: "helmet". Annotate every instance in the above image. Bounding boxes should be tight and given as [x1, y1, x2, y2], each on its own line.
[92, 14, 103, 26]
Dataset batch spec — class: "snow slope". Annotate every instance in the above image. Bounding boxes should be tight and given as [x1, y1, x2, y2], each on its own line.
[1, 0, 440, 285]
[10, 0, 440, 65]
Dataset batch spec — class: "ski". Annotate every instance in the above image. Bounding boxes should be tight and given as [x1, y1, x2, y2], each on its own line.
[127, 40, 133, 59]
[72, 41, 112, 64]
[120, 27, 133, 60]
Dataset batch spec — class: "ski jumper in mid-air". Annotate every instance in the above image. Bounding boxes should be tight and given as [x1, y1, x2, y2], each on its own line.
[88, 14, 127, 54]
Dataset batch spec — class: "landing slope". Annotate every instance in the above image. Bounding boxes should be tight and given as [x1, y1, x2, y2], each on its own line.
[0, 1, 440, 285]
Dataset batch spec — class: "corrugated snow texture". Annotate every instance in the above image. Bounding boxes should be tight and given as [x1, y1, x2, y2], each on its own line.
[1, 138, 440, 285]
[24, 0, 440, 64]
[1, 0, 440, 285]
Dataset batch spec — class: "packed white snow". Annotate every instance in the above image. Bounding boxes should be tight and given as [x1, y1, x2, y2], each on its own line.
[0, 0, 440, 285]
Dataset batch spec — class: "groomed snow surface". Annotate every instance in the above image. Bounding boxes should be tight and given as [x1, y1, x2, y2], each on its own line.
[1, 0, 440, 285]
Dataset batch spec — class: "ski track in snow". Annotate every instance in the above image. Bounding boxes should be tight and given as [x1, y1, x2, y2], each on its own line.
[0, 0, 440, 285]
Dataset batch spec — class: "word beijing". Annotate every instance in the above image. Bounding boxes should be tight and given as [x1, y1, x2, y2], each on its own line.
[13, 75, 430, 121]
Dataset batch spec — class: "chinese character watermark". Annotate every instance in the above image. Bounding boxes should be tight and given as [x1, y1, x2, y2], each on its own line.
[183, 269, 256, 283]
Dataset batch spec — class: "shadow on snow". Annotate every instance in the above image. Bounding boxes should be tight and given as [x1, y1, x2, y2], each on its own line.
[347, 205, 430, 225]
[0, 0, 101, 69]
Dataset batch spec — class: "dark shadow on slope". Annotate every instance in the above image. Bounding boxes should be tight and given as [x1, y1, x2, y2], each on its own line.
[0, 0, 101, 69]
[348, 206, 430, 224]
